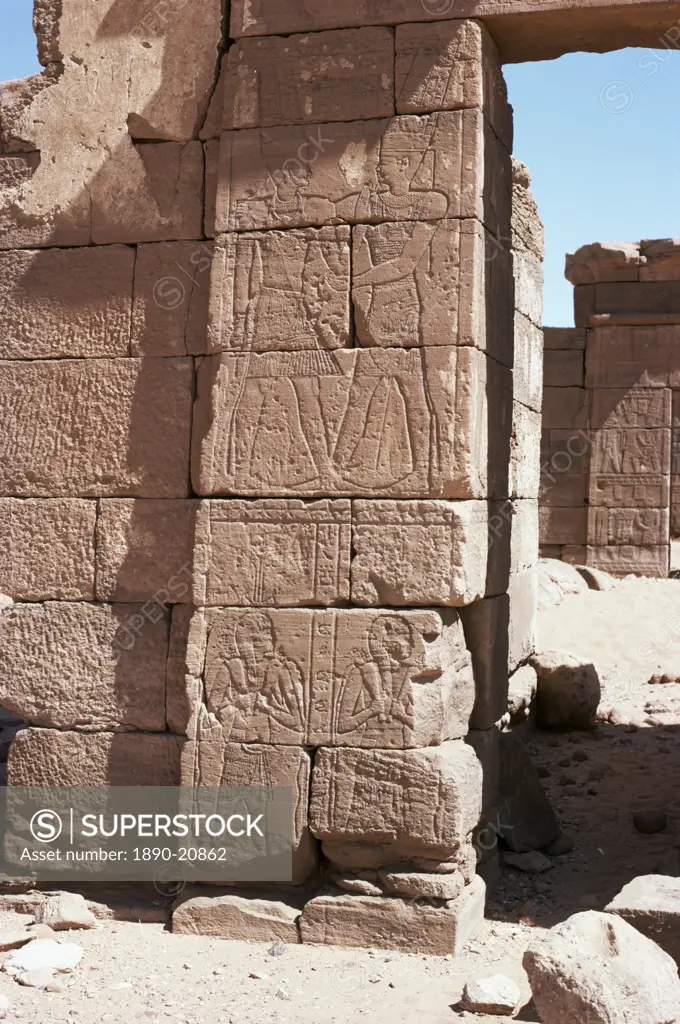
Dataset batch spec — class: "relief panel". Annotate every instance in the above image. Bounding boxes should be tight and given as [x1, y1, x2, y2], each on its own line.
[187, 608, 474, 749]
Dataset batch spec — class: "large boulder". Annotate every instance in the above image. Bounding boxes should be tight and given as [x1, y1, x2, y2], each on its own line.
[606, 875, 680, 967]
[524, 910, 680, 1023]
[531, 649, 600, 729]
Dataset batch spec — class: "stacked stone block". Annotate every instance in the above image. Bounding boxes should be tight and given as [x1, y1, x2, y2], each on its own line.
[0, 3, 537, 953]
[540, 241, 680, 576]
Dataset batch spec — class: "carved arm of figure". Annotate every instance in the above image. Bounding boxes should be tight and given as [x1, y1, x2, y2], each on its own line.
[258, 658, 305, 734]
[336, 661, 386, 734]
[354, 221, 437, 289]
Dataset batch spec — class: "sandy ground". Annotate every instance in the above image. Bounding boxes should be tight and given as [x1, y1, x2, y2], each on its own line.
[0, 575, 679, 1023]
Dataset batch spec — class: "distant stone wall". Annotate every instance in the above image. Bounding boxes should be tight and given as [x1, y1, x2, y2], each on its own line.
[540, 241, 680, 577]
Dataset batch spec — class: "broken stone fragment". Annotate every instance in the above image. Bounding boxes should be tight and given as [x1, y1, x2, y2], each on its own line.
[606, 875, 680, 966]
[461, 973, 521, 1015]
[524, 910, 680, 1024]
[172, 890, 301, 944]
[35, 893, 97, 932]
[531, 649, 601, 730]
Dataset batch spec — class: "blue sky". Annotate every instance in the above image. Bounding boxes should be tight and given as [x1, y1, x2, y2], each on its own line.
[2, 2, 679, 326]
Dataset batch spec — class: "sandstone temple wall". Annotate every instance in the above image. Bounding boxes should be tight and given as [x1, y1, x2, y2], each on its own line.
[540, 240, 680, 577]
[0, 0, 668, 950]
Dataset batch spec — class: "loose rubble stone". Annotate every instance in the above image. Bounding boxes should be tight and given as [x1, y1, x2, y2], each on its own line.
[606, 875, 680, 966]
[503, 851, 552, 874]
[461, 973, 521, 1015]
[532, 649, 601, 730]
[3, 938, 83, 976]
[35, 893, 97, 932]
[524, 910, 680, 1024]
[172, 891, 301, 944]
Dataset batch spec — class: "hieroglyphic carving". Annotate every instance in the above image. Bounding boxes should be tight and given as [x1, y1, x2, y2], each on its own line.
[207, 228, 350, 353]
[193, 499, 351, 606]
[352, 219, 484, 348]
[590, 388, 671, 430]
[216, 112, 485, 233]
[588, 507, 669, 547]
[193, 347, 486, 499]
[187, 608, 473, 749]
[589, 429, 671, 507]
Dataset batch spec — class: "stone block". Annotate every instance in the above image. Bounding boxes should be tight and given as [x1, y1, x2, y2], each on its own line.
[606, 875, 680, 966]
[311, 742, 482, 861]
[640, 238, 680, 281]
[131, 242, 213, 357]
[586, 326, 680, 388]
[0, 499, 95, 601]
[543, 350, 584, 388]
[460, 596, 509, 731]
[90, 140, 204, 245]
[587, 507, 669, 547]
[204, 28, 394, 133]
[215, 110, 507, 234]
[204, 139, 219, 239]
[514, 313, 543, 412]
[539, 472, 587, 509]
[539, 506, 587, 546]
[543, 327, 586, 350]
[95, 500, 197, 603]
[487, 499, 538, 595]
[542, 387, 588, 430]
[0, 602, 170, 731]
[0, 247, 134, 359]
[395, 20, 511, 147]
[510, 403, 541, 498]
[194, 499, 350, 606]
[8, 729, 182, 787]
[300, 876, 485, 955]
[207, 228, 350, 354]
[541, 428, 591, 478]
[513, 250, 543, 328]
[508, 567, 537, 672]
[192, 346, 488, 500]
[565, 241, 641, 284]
[351, 500, 487, 607]
[185, 608, 474, 748]
[594, 280, 680, 315]
[589, 429, 671, 507]
[166, 606, 194, 736]
[173, 890, 301, 943]
[573, 283, 595, 327]
[591, 387, 671, 429]
[586, 545, 669, 578]
[0, 358, 193, 498]
[181, 742, 316, 885]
